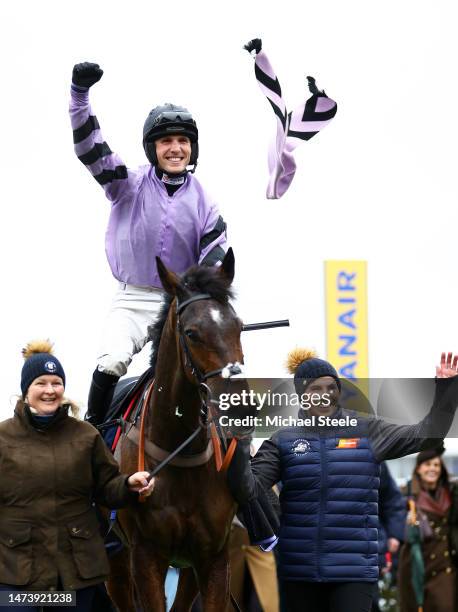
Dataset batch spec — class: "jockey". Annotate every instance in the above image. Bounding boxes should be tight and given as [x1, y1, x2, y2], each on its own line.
[69, 63, 228, 426]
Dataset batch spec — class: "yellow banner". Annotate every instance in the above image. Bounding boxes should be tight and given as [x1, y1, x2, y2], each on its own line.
[325, 261, 369, 380]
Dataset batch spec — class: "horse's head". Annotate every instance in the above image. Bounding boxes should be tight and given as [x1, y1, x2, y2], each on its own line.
[155, 248, 244, 386]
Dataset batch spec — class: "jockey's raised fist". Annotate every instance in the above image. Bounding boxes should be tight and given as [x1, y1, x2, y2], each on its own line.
[72, 62, 103, 88]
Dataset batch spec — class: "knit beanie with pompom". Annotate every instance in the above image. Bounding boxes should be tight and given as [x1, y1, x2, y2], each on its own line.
[286, 348, 341, 396]
[20, 340, 66, 397]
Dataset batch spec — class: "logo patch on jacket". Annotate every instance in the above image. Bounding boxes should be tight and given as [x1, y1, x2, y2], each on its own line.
[292, 439, 311, 454]
[336, 438, 360, 449]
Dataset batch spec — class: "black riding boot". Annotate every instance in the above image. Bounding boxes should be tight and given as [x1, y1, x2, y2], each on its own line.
[85, 369, 120, 427]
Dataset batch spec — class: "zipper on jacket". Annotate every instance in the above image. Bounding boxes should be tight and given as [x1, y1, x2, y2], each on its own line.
[317, 435, 327, 582]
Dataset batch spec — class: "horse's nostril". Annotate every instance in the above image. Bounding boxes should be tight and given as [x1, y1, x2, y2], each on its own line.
[230, 364, 242, 376]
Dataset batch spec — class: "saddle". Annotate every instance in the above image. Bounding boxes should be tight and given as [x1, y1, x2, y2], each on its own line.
[100, 367, 154, 450]
[100, 367, 237, 473]
[99, 370, 279, 552]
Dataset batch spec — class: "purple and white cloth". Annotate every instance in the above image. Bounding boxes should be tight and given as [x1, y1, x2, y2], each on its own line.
[245, 39, 337, 199]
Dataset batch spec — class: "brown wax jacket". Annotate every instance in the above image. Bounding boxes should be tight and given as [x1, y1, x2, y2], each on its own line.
[0, 401, 135, 591]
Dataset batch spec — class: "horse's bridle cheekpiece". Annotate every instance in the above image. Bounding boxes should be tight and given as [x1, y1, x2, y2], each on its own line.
[176, 293, 242, 384]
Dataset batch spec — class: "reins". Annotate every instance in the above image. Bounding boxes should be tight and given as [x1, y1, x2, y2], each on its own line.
[132, 293, 242, 500]
[108, 297, 288, 612]
[133, 379, 238, 503]
[119, 295, 290, 492]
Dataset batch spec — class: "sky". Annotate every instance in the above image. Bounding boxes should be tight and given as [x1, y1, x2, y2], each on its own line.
[2, 0, 458, 451]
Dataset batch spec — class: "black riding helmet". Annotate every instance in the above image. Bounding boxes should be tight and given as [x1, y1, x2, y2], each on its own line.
[143, 103, 199, 171]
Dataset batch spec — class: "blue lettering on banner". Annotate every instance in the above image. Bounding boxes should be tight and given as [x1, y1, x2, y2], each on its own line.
[338, 309, 356, 329]
[337, 272, 356, 292]
[337, 273, 357, 378]
[326, 261, 368, 391]
[340, 362, 357, 378]
[339, 335, 357, 356]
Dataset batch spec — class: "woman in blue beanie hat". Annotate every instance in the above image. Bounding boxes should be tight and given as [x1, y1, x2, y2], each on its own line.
[249, 348, 458, 612]
[0, 340, 155, 612]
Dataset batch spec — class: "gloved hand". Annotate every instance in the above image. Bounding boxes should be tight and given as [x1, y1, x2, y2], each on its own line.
[72, 62, 103, 88]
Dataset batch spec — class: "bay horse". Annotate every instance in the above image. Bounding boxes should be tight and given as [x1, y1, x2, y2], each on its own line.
[108, 248, 244, 611]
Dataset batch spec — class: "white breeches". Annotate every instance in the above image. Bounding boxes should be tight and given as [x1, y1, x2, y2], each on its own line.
[96, 283, 165, 377]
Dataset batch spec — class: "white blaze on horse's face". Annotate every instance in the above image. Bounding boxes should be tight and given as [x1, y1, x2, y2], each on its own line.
[210, 308, 222, 325]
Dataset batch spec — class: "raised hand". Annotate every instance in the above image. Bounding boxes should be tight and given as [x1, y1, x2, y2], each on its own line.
[72, 62, 103, 89]
[436, 352, 458, 378]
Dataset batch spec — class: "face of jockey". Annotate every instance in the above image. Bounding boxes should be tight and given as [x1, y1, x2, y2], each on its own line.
[155, 134, 192, 174]
[305, 375, 340, 418]
[416, 457, 442, 490]
[25, 374, 65, 416]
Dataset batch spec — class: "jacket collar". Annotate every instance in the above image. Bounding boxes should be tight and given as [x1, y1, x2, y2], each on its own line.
[151, 165, 190, 195]
[14, 400, 69, 432]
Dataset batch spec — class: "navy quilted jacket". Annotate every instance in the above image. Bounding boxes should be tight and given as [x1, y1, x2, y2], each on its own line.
[251, 378, 458, 582]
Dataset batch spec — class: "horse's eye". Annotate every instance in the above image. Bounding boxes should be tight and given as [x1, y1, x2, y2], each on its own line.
[185, 329, 199, 342]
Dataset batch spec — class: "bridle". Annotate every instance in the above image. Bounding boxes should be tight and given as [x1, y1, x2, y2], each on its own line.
[176, 293, 242, 384]
[142, 293, 241, 481]
[176, 292, 241, 444]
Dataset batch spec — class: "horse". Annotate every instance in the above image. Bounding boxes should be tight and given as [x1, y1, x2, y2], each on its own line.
[107, 248, 245, 611]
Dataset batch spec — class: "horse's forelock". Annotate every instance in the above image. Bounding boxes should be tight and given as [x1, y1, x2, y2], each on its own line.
[149, 266, 233, 372]
[180, 265, 233, 304]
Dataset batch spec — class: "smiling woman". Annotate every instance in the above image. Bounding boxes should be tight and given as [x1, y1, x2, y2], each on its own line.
[0, 339, 155, 612]
[398, 445, 458, 612]
[25, 376, 65, 416]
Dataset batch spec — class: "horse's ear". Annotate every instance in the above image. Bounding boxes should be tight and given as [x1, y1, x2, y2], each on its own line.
[156, 257, 180, 296]
[219, 248, 235, 285]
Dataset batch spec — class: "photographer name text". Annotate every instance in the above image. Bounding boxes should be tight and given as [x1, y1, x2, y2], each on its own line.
[218, 415, 358, 428]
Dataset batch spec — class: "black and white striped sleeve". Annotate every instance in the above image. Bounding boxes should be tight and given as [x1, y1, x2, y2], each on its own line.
[69, 85, 137, 202]
[199, 214, 227, 266]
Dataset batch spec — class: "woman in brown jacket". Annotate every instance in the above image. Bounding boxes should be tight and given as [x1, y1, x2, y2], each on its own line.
[398, 446, 458, 612]
[0, 340, 154, 611]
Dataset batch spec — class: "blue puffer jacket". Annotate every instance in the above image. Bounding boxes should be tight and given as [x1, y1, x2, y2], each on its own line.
[276, 425, 380, 582]
[250, 379, 458, 583]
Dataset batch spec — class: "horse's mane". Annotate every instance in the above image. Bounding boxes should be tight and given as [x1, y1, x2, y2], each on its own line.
[148, 265, 234, 373]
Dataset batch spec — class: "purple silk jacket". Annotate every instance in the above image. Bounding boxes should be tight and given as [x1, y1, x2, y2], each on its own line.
[69, 86, 227, 288]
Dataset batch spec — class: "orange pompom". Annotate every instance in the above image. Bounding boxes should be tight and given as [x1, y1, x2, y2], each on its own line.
[22, 339, 54, 360]
[285, 347, 317, 374]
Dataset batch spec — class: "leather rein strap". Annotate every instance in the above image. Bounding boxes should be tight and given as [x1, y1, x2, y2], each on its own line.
[129, 292, 239, 499]
[130, 425, 215, 468]
[129, 379, 236, 502]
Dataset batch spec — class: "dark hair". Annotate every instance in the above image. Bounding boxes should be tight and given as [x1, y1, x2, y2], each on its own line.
[415, 451, 450, 490]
